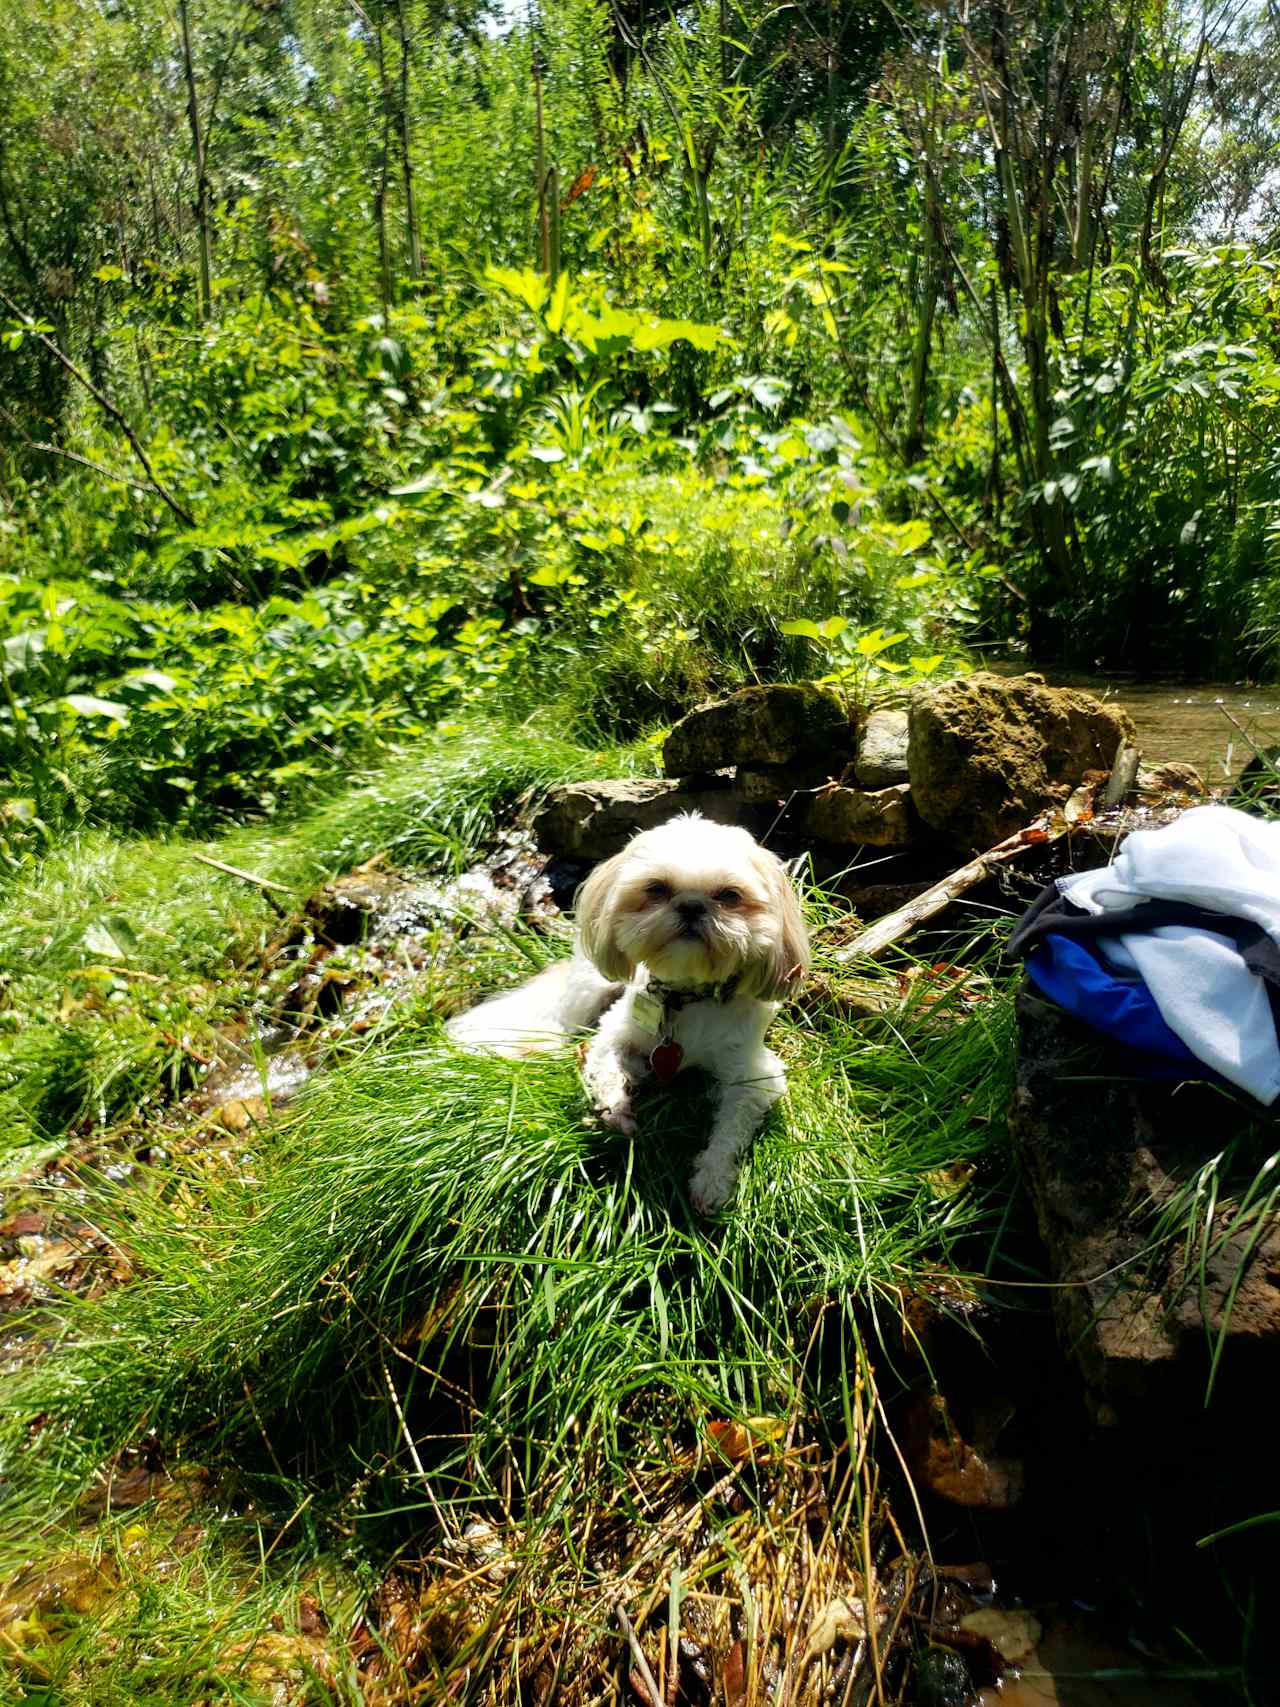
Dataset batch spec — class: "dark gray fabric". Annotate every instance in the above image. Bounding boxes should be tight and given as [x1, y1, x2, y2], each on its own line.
[1008, 881, 1280, 1036]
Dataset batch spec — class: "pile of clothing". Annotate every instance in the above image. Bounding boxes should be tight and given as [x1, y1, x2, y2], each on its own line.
[1008, 805, 1280, 1104]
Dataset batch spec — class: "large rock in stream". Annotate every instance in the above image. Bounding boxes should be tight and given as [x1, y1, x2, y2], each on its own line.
[909, 672, 1135, 851]
[1009, 984, 1280, 1427]
[532, 777, 774, 862]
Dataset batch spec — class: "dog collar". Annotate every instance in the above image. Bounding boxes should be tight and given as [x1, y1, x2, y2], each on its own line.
[632, 976, 740, 1082]
[646, 974, 740, 1012]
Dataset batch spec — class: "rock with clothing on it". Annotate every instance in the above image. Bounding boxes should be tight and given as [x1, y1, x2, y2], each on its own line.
[1006, 802, 1280, 1429]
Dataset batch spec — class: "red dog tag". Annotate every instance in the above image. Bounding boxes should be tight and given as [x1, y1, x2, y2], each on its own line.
[650, 1040, 684, 1082]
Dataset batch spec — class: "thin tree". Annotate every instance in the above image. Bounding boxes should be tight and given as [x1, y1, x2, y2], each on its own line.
[177, 0, 255, 321]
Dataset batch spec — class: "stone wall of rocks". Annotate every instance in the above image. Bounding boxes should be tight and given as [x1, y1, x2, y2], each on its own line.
[532, 671, 1169, 865]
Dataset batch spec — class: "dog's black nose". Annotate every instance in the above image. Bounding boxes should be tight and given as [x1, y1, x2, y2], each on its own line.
[676, 899, 706, 921]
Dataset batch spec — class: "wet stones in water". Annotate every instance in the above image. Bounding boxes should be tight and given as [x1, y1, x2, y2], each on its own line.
[1136, 760, 1207, 799]
[910, 1646, 974, 1707]
[901, 1389, 1024, 1509]
[310, 867, 414, 945]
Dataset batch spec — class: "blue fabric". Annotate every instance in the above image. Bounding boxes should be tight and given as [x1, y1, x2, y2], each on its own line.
[1024, 933, 1210, 1081]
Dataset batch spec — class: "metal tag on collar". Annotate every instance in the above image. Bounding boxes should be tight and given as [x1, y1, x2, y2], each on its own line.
[650, 1037, 684, 1081]
[632, 991, 664, 1036]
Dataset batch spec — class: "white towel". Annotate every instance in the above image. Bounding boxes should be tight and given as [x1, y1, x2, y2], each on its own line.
[1059, 805, 1280, 1104]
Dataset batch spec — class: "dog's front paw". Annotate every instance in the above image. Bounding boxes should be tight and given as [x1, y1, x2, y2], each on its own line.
[689, 1161, 735, 1215]
[595, 1099, 637, 1136]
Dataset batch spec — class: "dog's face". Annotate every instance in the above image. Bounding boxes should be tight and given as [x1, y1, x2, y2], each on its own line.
[575, 814, 809, 998]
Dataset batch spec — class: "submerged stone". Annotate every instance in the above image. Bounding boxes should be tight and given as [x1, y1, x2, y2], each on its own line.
[910, 1646, 974, 1707]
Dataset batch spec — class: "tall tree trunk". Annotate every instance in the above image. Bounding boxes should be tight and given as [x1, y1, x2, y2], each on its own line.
[393, 0, 422, 282]
[373, 16, 393, 317]
[178, 0, 213, 321]
[534, 48, 552, 278]
[905, 144, 941, 462]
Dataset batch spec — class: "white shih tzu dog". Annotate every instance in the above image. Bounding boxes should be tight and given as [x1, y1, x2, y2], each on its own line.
[447, 814, 809, 1211]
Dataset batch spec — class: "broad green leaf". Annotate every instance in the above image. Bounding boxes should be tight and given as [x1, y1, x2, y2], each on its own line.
[123, 669, 178, 693]
[855, 628, 908, 658]
[631, 317, 723, 352]
[887, 519, 932, 553]
[83, 914, 139, 960]
[545, 271, 572, 334]
[63, 694, 130, 722]
[779, 618, 822, 640]
[4, 630, 45, 670]
[485, 265, 550, 314]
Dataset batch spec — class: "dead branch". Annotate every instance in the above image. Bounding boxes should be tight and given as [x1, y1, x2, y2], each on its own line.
[0, 285, 197, 528]
[190, 852, 292, 910]
[616, 1603, 662, 1707]
[832, 817, 1064, 964]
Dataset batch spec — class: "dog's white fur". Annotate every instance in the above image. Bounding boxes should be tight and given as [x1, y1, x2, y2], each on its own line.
[447, 813, 809, 1211]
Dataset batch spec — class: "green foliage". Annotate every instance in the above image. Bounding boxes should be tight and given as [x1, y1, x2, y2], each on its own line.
[0, 933, 1017, 1523]
[1, 0, 1274, 863]
[0, 1, 1276, 1686]
[0, 719, 642, 1158]
[780, 616, 949, 720]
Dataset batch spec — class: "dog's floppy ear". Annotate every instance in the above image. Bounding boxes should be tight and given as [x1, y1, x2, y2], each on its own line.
[741, 848, 809, 1001]
[575, 852, 634, 982]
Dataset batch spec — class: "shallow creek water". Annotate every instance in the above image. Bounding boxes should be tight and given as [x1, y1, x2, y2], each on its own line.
[1016, 670, 1280, 782]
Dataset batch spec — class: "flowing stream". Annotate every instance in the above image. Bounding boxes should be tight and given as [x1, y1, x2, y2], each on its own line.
[1016, 671, 1280, 782]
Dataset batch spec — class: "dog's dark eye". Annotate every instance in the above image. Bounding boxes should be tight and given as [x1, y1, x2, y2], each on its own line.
[714, 887, 743, 906]
[644, 880, 673, 901]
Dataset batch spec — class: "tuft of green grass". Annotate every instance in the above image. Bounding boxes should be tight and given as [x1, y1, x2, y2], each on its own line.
[0, 1487, 367, 1704]
[0, 717, 645, 1167]
[0, 944, 1017, 1540]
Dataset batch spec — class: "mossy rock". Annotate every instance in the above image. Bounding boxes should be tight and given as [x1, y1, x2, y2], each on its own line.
[663, 683, 850, 777]
[908, 671, 1135, 852]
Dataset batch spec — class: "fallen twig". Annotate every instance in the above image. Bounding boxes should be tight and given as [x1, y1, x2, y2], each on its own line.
[832, 815, 1064, 964]
[190, 851, 292, 910]
[86, 963, 168, 984]
[616, 1603, 663, 1707]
